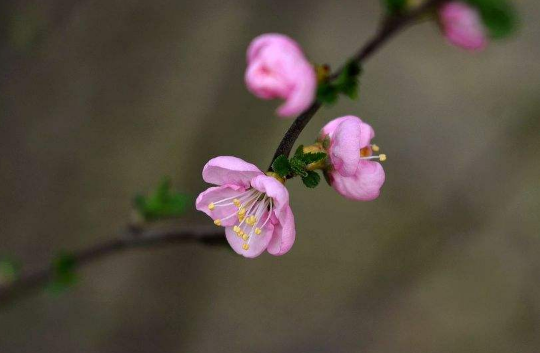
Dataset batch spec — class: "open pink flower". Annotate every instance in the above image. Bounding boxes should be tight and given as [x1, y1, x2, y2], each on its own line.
[320, 116, 386, 201]
[245, 33, 316, 118]
[196, 156, 295, 258]
[439, 1, 487, 51]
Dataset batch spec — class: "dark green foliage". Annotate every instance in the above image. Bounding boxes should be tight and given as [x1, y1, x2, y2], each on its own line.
[382, 0, 407, 15]
[48, 252, 77, 293]
[302, 171, 321, 188]
[271, 155, 292, 178]
[466, 0, 517, 38]
[317, 61, 363, 105]
[272, 149, 326, 188]
[0, 258, 20, 284]
[134, 177, 191, 221]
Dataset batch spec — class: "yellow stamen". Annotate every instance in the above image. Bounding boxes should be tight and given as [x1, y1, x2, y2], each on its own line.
[238, 215, 245, 222]
[242, 243, 249, 251]
[242, 234, 249, 241]
[233, 226, 240, 233]
[208, 203, 215, 210]
[255, 228, 262, 235]
[371, 144, 380, 152]
[213, 219, 221, 226]
[238, 208, 246, 216]
[233, 199, 241, 207]
[379, 154, 387, 162]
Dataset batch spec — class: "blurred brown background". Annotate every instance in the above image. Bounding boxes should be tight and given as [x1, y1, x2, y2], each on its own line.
[1, 0, 539, 352]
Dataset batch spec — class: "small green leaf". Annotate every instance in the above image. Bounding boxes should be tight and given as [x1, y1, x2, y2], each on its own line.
[134, 177, 191, 221]
[335, 61, 362, 100]
[466, 0, 517, 39]
[316, 82, 340, 105]
[271, 155, 292, 178]
[0, 258, 20, 285]
[294, 145, 305, 157]
[48, 252, 77, 293]
[301, 171, 321, 188]
[289, 157, 308, 178]
[382, 0, 407, 15]
[299, 152, 327, 165]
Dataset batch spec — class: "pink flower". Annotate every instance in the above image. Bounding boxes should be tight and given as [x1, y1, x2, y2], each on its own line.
[439, 1, 487, 51]
[196, 156, 295, 258]
[320, 116, 386, 201]
[245, 33, 317, 118]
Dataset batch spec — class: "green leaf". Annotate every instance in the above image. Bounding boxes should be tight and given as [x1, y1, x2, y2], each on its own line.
[317, 61, 362, 105]
[48, 252, 77, 293]
[335, 61, 362, 100]
[134, 177, 191, 221]
[289, 157, 308, 178]
[0, 258, 20, 284]
[271, 155, 292, 178]
[294, 144, 305, 157]
[299, 152, 327, 165]
[466, 0, 517, 39]
[301, 171, 321, 188]
[316, 82, 339, 105]
[382, 0, 407, 15]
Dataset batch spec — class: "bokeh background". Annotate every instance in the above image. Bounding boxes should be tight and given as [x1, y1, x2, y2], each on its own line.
[1, 0, 539, 352]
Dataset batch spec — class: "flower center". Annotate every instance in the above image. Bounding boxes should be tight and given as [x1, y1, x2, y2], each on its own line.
[360, 144, 387, 162]
[208, 189, 273, 251]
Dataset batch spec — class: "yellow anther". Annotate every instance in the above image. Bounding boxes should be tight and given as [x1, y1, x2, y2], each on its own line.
[237, 231, 243, 238]
[238, 215, 245, 222]
[242, 234, 249, 241]
[379, 154, 387, 162]
[208, 203, 215, 210]
[246, 215, 257, 226]
[213, 219, 221, 226]
[233, 226, 240, 233]
[233, 199, 241, 207]
[255, 228, 262, 235]
[242, 243, 250, 251]
[238, 208, 246, 216]
[371, 144, 380, 152]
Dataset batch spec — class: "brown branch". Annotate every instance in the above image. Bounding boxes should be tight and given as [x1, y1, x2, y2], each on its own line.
[269, 0, 445, 167]
[0, 224, 225, 306]
[0, 0, 446, 306]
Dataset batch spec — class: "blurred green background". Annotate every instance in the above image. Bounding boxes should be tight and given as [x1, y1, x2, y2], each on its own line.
[1, 0, 539, 352]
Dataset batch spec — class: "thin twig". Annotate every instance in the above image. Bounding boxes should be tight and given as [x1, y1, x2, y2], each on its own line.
[269, 0, 445, 167]
[0, 0, 446, 306]
[0, 225, 225, 306]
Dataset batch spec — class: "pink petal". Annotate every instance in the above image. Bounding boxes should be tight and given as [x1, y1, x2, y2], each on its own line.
[225, 223, 275, 258]
[439, 1, 487, 51]
[250, 175, 289, 216]
[202, 156, 263, 188]
[267, 205, 296, 256]
[247, 33, 303, 63]
[276, 61, 316, 117]
[330, 117, 363, 177]
[358, 121, 375, 149]
[331, 161, 385, 201]
[195, 185, 245, 226]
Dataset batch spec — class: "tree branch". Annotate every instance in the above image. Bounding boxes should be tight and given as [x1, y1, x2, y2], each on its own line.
[269, 0, 445, 167]
[0, 0, 446, 306]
